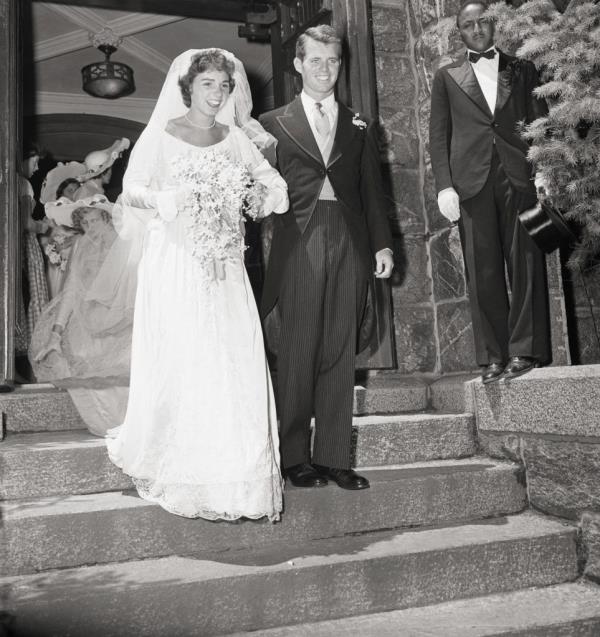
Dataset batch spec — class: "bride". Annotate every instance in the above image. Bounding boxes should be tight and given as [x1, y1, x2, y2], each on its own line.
[106, 49, 288, 522]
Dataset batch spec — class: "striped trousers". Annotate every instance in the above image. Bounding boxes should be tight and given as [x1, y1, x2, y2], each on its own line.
[276, 201, 368, 469]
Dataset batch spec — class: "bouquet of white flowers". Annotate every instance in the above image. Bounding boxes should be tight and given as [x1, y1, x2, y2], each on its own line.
[171, 150, 265, 273]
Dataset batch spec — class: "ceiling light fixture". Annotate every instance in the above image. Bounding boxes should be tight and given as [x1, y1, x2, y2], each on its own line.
[81, 28, 135, 99]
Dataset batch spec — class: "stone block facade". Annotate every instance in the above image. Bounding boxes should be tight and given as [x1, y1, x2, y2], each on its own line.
[472, 365, 600, 582]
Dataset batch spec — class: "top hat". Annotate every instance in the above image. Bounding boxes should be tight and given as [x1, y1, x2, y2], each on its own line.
[518, 201, 577, 253]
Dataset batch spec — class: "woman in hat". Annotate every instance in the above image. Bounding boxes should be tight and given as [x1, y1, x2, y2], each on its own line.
[30, 195, 137, 436]
[16, 144, 50, 380]
[40, 161, 87, 298]
[76, 138, 130, 200]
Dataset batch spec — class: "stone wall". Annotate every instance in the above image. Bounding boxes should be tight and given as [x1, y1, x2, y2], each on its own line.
[563, 261, 600, 364]
[472, 365, 600, 582]
[371, 0, 570, 373]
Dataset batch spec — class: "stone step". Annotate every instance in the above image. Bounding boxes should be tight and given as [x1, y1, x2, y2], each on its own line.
[2, 513, 578, 636]
[474, 364, 600, 439]
[227, 582, 600, 637]
[1, 376, 468, 433]
[2, 457, 526, 575]
[0, 413, 476, 500]
[0, 384, 84, 433]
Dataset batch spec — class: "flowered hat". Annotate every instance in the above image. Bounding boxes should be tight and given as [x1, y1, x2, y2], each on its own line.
[79, 138, 130, 182]
[40, 161, 87, 204]
[44, 194, 113, 228]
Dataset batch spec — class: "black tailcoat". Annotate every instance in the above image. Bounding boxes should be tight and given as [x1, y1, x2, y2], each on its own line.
[259, 96, 392, 320]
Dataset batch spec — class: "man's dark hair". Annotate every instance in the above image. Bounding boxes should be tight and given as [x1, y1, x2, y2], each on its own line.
[178, 50, 236, 108]
[56, 178, 80, 199]
[295, 25, 342, 60]
[456, 0, 489, 27]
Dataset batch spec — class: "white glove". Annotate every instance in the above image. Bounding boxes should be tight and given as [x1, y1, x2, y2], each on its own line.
[437, 188, 461, 222]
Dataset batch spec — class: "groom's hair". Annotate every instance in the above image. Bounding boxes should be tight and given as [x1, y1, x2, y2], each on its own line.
[296, 25, 342, 60]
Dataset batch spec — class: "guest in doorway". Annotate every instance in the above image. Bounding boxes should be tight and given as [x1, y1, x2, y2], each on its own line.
[30, 195, 136, 436]
[40, 162, 87, 298]
[76, 138, 130, 200]
[16, 144, 50, 380]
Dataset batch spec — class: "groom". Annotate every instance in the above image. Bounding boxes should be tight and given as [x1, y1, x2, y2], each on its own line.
[260, 25, 394, 490]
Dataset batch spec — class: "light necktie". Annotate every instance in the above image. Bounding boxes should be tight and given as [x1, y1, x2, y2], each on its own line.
[314, 102, 331, 138]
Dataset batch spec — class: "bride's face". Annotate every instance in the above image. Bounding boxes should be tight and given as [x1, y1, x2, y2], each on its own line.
[190, 69, 231, 119]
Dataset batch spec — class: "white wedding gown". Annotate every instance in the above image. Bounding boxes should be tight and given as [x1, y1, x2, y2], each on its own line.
[106, 127, 286, 521]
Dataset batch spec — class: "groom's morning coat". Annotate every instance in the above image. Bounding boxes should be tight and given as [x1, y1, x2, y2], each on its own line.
[259, 96, 392, 320]
[429, 50, 547, 201]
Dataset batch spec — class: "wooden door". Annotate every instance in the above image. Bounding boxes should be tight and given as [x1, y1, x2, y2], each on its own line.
[0, 0, 21, 389]
[269, 0, 396, 370]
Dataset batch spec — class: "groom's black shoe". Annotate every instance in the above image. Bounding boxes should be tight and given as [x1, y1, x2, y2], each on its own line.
[313, 465, 370, 490]
[285, 463, 328, 488]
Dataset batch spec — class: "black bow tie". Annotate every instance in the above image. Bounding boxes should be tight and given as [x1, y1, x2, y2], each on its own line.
[468, 49, 496, 64]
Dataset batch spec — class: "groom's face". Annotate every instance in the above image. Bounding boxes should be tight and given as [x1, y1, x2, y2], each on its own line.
[294, 38, 341, 101]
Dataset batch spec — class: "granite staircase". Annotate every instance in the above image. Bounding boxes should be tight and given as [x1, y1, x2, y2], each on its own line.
[1, 375, 598, 636]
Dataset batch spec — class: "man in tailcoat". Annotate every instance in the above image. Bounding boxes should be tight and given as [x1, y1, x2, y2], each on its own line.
[260, 25, 394, 489]
[429, 0, 550, 383]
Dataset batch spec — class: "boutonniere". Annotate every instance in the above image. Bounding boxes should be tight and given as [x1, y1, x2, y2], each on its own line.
[352, 113, 368, 129]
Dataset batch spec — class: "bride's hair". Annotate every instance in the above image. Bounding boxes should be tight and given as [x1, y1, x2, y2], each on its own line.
[178, 50, 236, 108]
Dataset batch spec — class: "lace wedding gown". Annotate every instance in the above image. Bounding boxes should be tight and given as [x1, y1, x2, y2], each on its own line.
[106, 127, 286, 521]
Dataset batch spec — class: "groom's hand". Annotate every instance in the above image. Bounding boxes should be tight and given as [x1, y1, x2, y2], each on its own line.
[375, 248, 394, 279]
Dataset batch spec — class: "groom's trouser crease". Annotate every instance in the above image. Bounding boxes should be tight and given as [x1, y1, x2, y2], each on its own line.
[276, 201, 367, 469]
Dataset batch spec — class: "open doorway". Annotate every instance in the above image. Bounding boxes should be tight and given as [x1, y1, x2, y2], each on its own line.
[14, 0, 277, 384]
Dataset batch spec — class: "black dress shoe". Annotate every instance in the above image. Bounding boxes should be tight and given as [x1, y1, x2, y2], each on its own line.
[313, 465, 370, 490]
[285, 463, 328, 488]
[503, 356, 538, 380]
[481, 362, 505, 384]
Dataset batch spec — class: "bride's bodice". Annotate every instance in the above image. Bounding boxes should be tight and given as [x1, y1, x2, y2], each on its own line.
[117, 125, 288, 275]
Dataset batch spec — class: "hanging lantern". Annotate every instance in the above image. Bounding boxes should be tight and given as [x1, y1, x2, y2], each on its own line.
[81, 29, 135, 100]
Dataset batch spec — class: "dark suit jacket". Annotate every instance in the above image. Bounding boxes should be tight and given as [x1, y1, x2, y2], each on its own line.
[259, 96, 392, 318]
[429, 50, 547, 201]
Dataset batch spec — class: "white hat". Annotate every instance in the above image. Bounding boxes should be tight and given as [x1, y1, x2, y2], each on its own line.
[40, 161, 87, 204]
[44, 194, 113, 228]
[79, 138, 130, 182]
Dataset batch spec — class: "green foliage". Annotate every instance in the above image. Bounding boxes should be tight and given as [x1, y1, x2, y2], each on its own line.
[488, 0, 600, 268]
